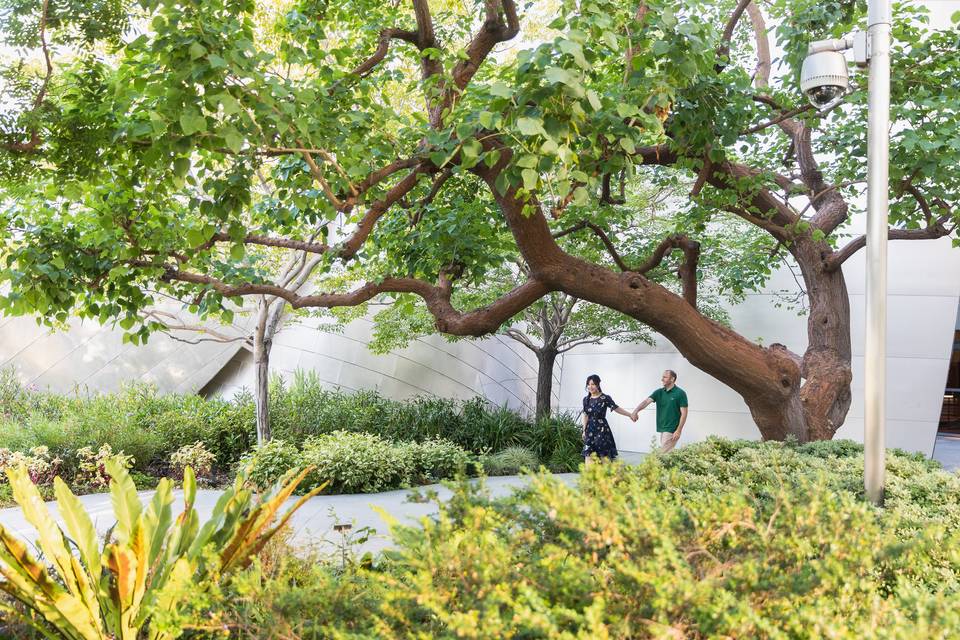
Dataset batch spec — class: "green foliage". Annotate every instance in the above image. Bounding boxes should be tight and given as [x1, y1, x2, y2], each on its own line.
[0, 461, 322, 640]
[0, 370, 576, 484]
[238, 438, 301, 492]
[73, 444, 134, 491]
[169, 441, 217, 481]
[481, 445, 541, 476]
[0, 445, 62, 486]
[0, 376, 256, 475]
[241, 432, 472, 494]
[138, 439, 960, 638]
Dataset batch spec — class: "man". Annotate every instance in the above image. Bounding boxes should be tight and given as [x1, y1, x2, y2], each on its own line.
[632, 370, 688, 453]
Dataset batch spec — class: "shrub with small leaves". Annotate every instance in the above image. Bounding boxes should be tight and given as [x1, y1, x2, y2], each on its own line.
[0, 446, 62, 486]
[301, 431, 414, 494]
[73, 444, 134, 490]
[403, 438, 473, 483]
[238, 439, 303, 492]
[170, 441, 217, 482]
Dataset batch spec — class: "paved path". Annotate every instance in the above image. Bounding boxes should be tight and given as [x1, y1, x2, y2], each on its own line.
[933, 432, 960, 472]
[0, 474, 579, 557]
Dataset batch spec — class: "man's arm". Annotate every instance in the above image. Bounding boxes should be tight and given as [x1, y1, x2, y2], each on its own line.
[632, 397, 653, 420]
[672, 406, 688, 440]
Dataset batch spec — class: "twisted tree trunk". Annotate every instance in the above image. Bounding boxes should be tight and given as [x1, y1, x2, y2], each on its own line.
[535, 347, 558, 419]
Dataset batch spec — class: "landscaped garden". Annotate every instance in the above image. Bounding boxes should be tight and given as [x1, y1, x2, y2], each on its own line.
[3, 436, 960, 638]
[0, 368, 583, 506]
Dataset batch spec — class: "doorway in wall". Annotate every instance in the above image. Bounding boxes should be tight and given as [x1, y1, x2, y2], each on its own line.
[933, 306, 960, 470]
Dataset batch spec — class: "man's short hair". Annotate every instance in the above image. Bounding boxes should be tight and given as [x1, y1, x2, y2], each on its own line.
[665, 369, 677, 381]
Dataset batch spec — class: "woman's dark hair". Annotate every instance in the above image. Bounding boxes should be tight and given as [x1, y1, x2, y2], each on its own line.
[585, 374, 603, 394]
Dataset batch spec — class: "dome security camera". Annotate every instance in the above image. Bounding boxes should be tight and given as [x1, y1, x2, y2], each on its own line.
[800, 46, 851, 109]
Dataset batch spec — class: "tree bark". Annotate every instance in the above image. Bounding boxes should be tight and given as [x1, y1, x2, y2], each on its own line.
[477, 161, 851, 442]
[535, 348, 558, 419]
[253, 298, 272, 445]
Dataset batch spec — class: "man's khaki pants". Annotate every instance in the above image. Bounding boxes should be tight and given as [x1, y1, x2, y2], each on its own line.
[660, 431, 679, 453]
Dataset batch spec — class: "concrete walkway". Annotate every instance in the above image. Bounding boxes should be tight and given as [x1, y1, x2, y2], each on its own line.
[932, 432, 960, 472]
[0, 473, 579, 557]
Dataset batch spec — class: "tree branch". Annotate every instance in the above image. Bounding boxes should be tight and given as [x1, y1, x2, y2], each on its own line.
[349, 28, 421, 77]
[552, 220, 632, 272]
[2, 0, 53, 153]
[825, 215, 954, 271]
[746, 2, 771, 88]
[140, 261, 551, 338]
[557, 328, 639, 353]
[716, 0, 754, 68]
[504, 327, 538, 351]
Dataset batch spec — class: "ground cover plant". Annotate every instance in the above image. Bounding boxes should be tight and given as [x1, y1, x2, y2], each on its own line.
[60, 438, 956, 639]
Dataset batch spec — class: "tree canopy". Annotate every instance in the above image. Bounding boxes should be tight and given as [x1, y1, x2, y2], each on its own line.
[1, 0, 958, 439]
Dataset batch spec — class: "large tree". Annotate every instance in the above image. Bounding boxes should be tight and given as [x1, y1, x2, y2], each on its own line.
[336, 186, 753, 418]
[1, 0, 957, 441]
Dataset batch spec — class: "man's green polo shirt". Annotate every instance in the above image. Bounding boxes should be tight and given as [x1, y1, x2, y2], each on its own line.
[649, 386, 688, 433]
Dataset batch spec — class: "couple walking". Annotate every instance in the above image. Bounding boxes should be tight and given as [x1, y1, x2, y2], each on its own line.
[581, 370, 688, 463]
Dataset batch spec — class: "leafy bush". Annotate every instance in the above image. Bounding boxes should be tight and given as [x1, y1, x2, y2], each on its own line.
[241, 433, 473, 494]
[0, 446, 62, 486]
[179, 442, 960, 638]
[402, 438, 473, 483]
[301, 431, 414, 494]
[169, 441, 217, 482]
[239, 439, 303, 491]
[73, 444, 134, 491]
[482, 445, 540, 475]
[0, 369, 571, 480]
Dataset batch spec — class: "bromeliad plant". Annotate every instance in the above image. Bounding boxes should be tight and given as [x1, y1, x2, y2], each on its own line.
[0, 459, 323, 640]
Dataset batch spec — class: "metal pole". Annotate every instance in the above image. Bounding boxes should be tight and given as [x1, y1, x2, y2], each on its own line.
[864, 0, 891, 505]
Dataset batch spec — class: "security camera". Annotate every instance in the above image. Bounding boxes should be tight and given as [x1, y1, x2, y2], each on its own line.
[800, 48, 850, 109]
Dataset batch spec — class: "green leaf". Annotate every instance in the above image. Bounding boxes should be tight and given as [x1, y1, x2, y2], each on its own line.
[515, 154, 538, 169]
[224, 129, 244, 153]
[521, 168, 539, 190]
[489, 82, 513, 98]
[517, 117, 546, 137]
[619, 138, 636, 154]
[230, 243, 245, 261]
[188, 42, 206, 60]
[586, 90, 602, 111]
[179, 111, 207, 136]
[173, 157, 191, 177]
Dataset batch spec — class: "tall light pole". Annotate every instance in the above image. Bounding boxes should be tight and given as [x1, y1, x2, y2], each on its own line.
[863, 0, 891, 506]
[800, 0, 891, 505]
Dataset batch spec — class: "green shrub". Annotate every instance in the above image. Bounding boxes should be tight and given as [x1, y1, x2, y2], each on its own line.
[518, 413, 583, 472]
[0, 367, 576, 481]
[241, 433, 474, 495]
[73, 444, 134, 491]
[0, 446, 62, 486]
[167, 443, 960, 638]
[239, 439, 303, 491]
[482, 445, 540, 475]
[169, 441, 217, 481]
[403, 438, 473, 483]
[301, 431, 414, 494]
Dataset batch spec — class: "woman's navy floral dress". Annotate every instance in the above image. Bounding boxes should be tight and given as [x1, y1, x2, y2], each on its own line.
[582, 393, 619, 459]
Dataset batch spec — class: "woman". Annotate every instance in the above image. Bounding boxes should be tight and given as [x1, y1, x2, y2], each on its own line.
[581, 374, 633, 464]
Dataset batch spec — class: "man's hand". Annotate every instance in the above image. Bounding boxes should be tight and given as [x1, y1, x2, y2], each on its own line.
[630, 411, 638, 422]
